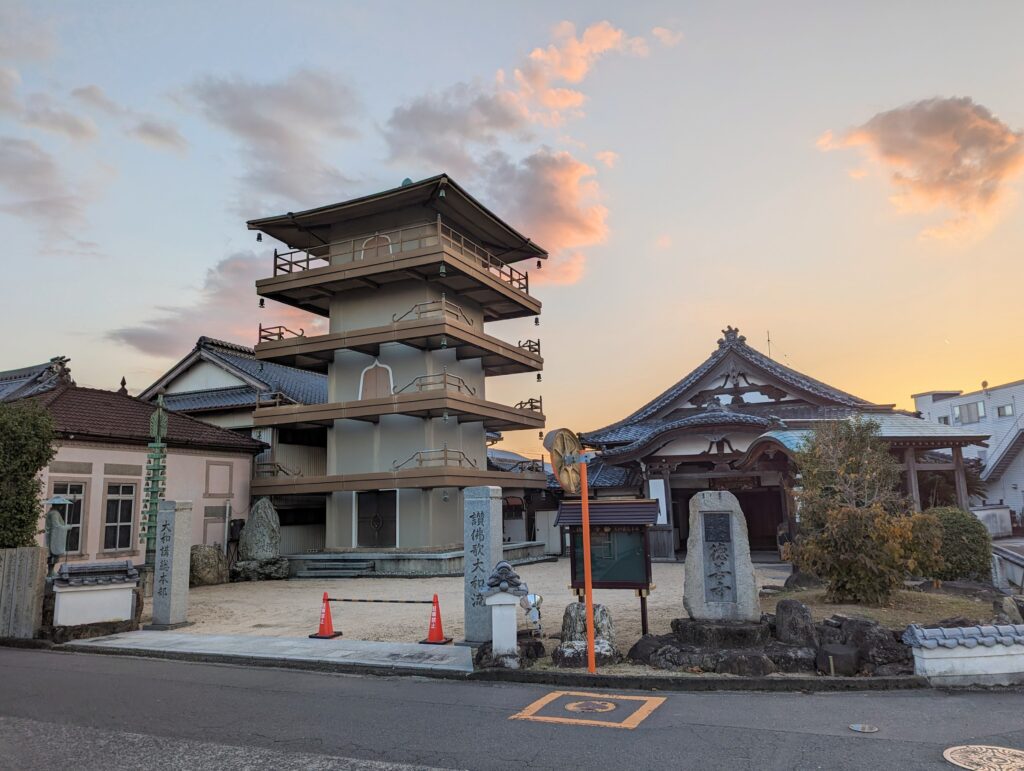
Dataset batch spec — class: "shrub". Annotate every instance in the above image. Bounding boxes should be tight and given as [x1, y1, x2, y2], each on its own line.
[906, 512, 944, 580]
[794, 505, 913, 604]
[0, 401, 56, 548]
[927, 506, 992, 582]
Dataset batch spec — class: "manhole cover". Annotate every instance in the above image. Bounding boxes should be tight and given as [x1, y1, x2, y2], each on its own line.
[565, 700, 617, 714]
[943, 745, 1024, 770]
[849, 724, 879, 734]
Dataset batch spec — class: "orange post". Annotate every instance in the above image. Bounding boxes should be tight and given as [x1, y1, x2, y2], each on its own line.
[579, 461, 596, 674]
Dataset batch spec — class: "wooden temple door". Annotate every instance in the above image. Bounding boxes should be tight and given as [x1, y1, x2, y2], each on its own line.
[733, 489, 784, 551]
[360, 363, 392, 399]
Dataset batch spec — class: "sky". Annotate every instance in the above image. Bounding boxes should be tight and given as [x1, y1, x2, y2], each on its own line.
[2, 1, 1023, 459]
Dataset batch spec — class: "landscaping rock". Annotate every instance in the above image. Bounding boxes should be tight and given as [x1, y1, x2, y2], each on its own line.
[764, 642, 816, 673]
[716, 652, 776, 676]
[230, 557, 289, 582]
[814, 622, 845, 647]
[551, 639, 619, 668]
[238, 498, 281, 561]
[627, 634, 668, 664]
[996, 596, 1024, 625]
[816, 643, 859, 676]
[873, 662, 914, 677]
[775, 600, 818, 647]
[474, 639, 545, 670]
[560, 602, 615, 646]
[784, 571, 823, 591]
[841, 617, 909, 666]
[671, 618, 770, 648]
[189, 544, 228, 587]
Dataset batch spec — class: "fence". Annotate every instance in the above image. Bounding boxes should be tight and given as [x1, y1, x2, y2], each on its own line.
[0, 546, 46, 639]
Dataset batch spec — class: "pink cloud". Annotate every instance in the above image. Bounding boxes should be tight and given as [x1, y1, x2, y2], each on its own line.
[107, 251, 325, 357]
[820, 97, 1024, 239]
[654, 234, 672, 249]
[651, 27, 683, 46]
[595, 150, 618, 168]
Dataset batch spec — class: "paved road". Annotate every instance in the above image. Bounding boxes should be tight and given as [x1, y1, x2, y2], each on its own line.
[1, 648, 1022, 770]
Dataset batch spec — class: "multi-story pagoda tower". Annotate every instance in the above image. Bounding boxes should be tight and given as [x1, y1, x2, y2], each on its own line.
[248, 175, 547, 549]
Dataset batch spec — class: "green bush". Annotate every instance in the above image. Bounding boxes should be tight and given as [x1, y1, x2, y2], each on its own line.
[793, 505, 914, 604]
[927, 506, 993, 582]
[0, 401, 56, 548]
[906, 511, 944, 580]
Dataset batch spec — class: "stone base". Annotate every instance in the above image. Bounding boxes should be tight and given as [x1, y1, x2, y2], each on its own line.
[670, 618, 771, 648]
[230, 557, 289, 582]
[474, 638, 545, 670]
[629, 634, 815, 674]
[551, 639, 619, 668]
[144, 621, 193, 631]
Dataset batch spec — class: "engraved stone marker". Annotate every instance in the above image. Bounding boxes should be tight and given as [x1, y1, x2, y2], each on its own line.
[147, 500, 192, 630]
[683, 490, 759, 621]
[463, 486, 503, 645]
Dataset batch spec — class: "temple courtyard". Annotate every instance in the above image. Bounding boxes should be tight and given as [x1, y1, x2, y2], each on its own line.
[154, 559, 993, 648]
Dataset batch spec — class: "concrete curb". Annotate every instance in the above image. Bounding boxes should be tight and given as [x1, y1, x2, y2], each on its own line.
[8, 638, 931, 692]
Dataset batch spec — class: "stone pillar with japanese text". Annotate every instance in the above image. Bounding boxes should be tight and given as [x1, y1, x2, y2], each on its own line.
[146, 500, 192, 630]
[462, 486, 503, 645]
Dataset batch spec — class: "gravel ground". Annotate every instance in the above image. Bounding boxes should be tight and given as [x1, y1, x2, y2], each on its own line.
[154, 559, 792, 648]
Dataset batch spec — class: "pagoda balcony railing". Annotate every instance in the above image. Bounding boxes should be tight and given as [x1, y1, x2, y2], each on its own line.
[513, 396, 543, 413]
[254, 460, 302, 478]
[257, 391, 298, 408]
[391, 293, 474, 326]
[517, 338, 541, 355]
[392, 445, 479, 470]
[271, 218, 529, 295]
[392, 371, 477, 396]
[504, 458, 546, 473]
[259, 323, 306, 343]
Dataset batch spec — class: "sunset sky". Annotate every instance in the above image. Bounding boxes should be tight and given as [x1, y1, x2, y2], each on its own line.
[2, 2, 1023, 458]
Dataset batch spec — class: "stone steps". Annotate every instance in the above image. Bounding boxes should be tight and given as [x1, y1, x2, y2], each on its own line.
[294, 560, 375, 579]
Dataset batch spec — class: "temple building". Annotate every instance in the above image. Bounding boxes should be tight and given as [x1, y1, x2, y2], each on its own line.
[581, 327, 989, 558]
[246, 175, 548, 552]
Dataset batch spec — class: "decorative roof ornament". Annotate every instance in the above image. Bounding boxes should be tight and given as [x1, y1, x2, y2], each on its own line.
[717, 326, 746, 348]
[484, 560, 528, 596]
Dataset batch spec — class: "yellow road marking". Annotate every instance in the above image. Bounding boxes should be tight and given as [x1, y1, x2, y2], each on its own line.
[510, 690, 666, 729]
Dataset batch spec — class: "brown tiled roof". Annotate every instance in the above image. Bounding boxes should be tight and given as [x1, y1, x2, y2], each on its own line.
[26, 385, 265, 454]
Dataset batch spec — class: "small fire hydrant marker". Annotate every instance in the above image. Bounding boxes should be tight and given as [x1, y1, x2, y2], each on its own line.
[510, 690, 665, 729]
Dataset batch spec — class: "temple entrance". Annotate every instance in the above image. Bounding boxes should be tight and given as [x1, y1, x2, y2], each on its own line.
[674, 488, 784, 554]
[357, 490, 397, 547]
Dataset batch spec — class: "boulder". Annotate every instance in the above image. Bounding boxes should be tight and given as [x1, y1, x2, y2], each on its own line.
[647, 645, 719, 672]
[627, 634, 669, 664]
[816, 643, 859, 676]
[238, 498, 281, 561]
[763, 642, 817, 673]
[230, 557, 289, 582]
[784, 571, 823, 591]
[995, 596, 1024, 625]
[716, 652, 776, 676]
[814, 622, 845, 647]
[775, 600, 818, 647]
[474, 638, 545, 670]
[560, 602, 615, 646]
[671, 618, 770, 648]
[551, 639, 619, 668]
[189, 544, 228, 587]
[873, 662, 914, 677]
[841, 617, 910, 666]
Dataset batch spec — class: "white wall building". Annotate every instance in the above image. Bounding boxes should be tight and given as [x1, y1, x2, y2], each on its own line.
[914, 380, 1024, 519]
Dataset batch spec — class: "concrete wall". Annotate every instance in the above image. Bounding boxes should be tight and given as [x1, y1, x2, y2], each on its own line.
[912, 643, 1024, 686]
[39, 441, 253, 564]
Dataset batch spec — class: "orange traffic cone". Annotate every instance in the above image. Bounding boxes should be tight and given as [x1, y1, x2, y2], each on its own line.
[309, 591, 342, 639]
[420, 593, 452, 645]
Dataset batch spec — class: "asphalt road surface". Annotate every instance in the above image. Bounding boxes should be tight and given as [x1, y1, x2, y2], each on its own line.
[1, 648, 1022, 770]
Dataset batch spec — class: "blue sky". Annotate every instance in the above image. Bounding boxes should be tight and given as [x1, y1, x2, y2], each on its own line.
[2, 2, 1023, 457]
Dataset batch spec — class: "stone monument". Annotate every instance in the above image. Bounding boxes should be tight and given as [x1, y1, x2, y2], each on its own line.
[231, 497, 289, 581]
[462, 485, 503, 645]
[147, 500, 191, 630]
[683, 490, 759, 622]
[482, 561, 529, 668]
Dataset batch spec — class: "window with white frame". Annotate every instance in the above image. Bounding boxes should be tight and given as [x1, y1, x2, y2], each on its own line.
[103, 483, 135, 551]
[953, 401, 985, 424]
[52, 482, 85, 552]
[996, 404, 1014, 418]
[937, 416, 949, 425]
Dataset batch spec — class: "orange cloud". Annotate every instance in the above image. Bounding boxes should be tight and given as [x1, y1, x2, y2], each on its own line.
[654, 234, 672, 249]
[595, 150, 618, 168]
[651, 27, 683, 46]
[820, 97, 1024, 239]
[485, 148, 608, 285]
[108, 251, 325, 357]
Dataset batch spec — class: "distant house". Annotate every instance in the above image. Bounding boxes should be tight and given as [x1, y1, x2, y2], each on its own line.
[914, 380, 1024, 521]
[0, 357, 263, 564]
[140, 337, 329, 554]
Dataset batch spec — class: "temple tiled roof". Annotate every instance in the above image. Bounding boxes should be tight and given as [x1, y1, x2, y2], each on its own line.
[0, 357, 74, 402]
[546, 457, 640, 490]
[197, 337, 327, 405]
[902, 623, 1024, 649]
[599, 411, 773, 458]
[583, 327, 872, 447]
[162, 385, 264, 413]
[26, 385, 265, 454]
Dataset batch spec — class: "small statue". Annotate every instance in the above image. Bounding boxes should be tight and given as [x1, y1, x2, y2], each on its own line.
[485, 560, 526, 594]
[44, 507, 71, 576]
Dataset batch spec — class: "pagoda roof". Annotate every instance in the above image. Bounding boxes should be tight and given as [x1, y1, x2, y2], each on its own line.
[246, 174, 547, 265]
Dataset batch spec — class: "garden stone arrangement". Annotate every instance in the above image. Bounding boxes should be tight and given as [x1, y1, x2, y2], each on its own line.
[552, 602, 620, 667]
[628, 598, 914, 677]
[231, 497, 289, 581]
